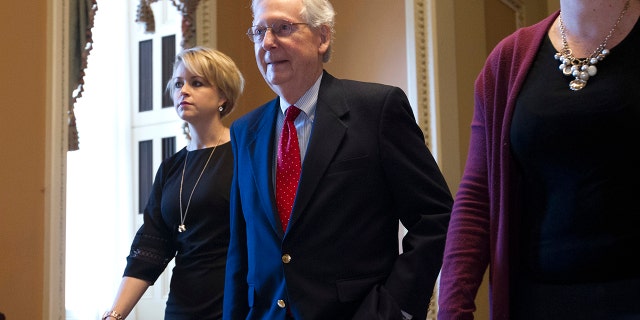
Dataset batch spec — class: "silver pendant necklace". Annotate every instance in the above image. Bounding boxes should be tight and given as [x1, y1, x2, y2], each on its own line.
[178, 137, 221, 233]
[554, 0, 630, 91]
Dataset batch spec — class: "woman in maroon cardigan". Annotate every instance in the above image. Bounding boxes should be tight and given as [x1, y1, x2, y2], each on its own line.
[438, 1, 640, 319]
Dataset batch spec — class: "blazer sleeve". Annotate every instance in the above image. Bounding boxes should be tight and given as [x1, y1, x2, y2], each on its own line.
[357, 86, 453, 320]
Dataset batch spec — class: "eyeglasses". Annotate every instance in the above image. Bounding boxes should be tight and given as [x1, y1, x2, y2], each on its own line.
[246, 20, 309, 43]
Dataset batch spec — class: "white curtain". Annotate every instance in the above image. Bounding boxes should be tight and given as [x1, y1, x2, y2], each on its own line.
[65, 0, 133, 318]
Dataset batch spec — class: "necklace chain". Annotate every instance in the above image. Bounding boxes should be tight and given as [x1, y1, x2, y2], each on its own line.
[178, 137, 222, 233]
[554, 0, 630, 91]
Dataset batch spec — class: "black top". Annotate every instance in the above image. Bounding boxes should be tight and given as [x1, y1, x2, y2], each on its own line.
[511, 18, 640, 283]
[124, 142, 232, 320]
[508, 17, 640, 320]
[511, 17, 640, 282]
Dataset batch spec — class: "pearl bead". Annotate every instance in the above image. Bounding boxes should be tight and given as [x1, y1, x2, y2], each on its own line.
[578, 71, 590, 81]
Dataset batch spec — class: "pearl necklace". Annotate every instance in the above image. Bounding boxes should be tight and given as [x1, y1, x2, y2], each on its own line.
[554, 0, 630, 91]
[178, 137, 222, 233]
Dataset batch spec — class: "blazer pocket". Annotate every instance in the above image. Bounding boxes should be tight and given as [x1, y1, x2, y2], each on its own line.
[326, 155, 369, 175]
[335, 273, 387, 302]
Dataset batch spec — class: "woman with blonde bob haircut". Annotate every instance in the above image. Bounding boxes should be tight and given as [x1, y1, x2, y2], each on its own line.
[104, 46, 244, 320]
[168, 46, 245, 118]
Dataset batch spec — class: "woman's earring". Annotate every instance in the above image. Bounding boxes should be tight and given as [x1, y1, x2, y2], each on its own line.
[218, 106, 224, 112]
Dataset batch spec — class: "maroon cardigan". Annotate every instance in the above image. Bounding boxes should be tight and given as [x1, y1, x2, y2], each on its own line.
[437, 12, 559, 320]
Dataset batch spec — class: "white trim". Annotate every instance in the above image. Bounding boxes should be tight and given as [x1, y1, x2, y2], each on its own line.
[196, 0, 217, 47]
[405, 0, 419, 124]
[45, 0, 68, 318]
[406, 0, 462, 188]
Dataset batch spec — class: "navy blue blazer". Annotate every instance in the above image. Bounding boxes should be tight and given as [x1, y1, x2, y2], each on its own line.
[223, 71, 452, 320]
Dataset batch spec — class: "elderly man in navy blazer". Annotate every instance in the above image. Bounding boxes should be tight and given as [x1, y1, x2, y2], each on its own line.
[223, 0, 453, 319]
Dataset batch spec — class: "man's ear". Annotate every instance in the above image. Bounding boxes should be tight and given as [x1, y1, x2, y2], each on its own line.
[319, 25, 331, 50]
[321, 25, 331, 43]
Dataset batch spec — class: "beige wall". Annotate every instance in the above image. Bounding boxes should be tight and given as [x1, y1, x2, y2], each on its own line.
[0, 0, 556, 319]
[0, 0, 46, 318]
[216, 0, 273, 126]
[328, 1, 408, 91]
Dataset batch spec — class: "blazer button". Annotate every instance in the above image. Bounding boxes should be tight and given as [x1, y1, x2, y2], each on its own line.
[277, 299, 286, 308]
[281, 254, 292, 264]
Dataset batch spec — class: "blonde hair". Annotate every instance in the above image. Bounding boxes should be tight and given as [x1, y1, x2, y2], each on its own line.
[167, 46, 245, 118]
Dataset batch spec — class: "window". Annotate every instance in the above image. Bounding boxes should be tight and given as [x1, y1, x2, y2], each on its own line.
[65, 1, 184, 318]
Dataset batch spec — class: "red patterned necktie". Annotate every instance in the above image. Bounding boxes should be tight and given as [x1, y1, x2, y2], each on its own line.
[276, 106, 302, 231]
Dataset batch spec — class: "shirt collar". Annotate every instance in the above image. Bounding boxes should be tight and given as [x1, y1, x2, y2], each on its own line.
[279, 74, 322, 120]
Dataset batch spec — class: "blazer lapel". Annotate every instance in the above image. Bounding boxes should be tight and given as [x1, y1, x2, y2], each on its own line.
[289, 73, 348, 228]
[246, 99, 283, 235]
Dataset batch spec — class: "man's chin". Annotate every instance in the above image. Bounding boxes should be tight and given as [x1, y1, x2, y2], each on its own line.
[265, 72, 285, 87]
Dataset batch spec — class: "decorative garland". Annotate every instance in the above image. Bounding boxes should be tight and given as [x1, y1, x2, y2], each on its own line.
[69, 0, 98, 151]
[135, 0, 201, 48]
